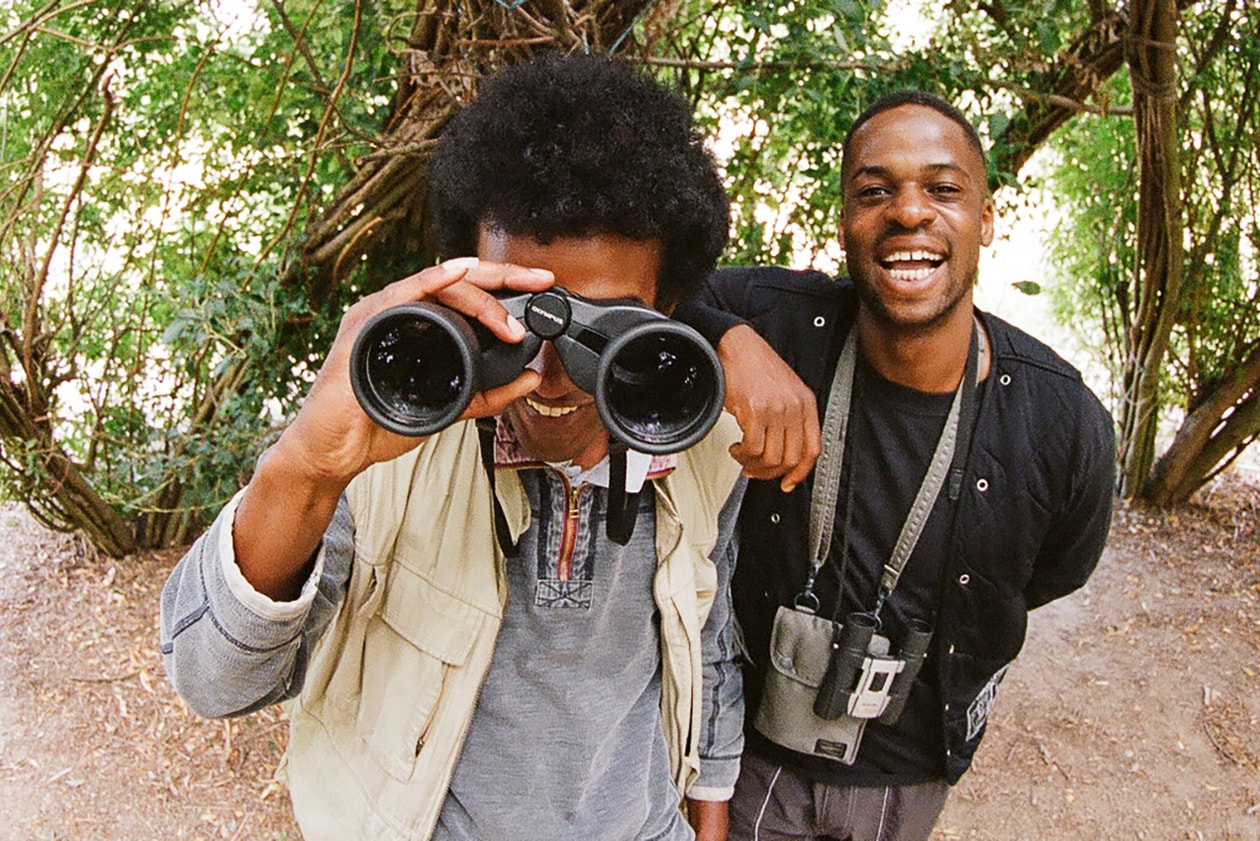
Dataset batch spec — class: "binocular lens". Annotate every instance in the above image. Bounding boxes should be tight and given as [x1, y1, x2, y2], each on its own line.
[601, 327, 723, 453]
[368, 320, 464, 414]
[351, 305, 477, 436]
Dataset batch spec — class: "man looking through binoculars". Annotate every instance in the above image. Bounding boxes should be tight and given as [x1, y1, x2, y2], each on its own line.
[161, 54, 750, 841]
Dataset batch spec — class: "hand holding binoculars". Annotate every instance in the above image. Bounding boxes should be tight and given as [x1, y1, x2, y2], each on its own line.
[348, 287, 725, 455]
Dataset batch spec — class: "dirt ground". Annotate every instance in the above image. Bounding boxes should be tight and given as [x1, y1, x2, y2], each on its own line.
[0, 475, 1256, 841]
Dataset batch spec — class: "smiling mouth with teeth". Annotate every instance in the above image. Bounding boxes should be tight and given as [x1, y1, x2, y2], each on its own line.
[526, 397, 579, 418]
[882, 249, 945, 282]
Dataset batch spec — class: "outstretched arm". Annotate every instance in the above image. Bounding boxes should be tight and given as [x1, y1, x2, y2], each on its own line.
[160, 258, 556, 717]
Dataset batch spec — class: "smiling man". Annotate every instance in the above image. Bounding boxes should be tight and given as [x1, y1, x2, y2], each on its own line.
[160, 54, 747, 841]
[684, 91, 1116, 840]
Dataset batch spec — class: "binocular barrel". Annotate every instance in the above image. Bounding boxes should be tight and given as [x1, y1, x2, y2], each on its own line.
[348, 302, 535, 437]
[878, 618, 934, 724]
[812, 613, 878, 721]
[348, 290, 725, 455]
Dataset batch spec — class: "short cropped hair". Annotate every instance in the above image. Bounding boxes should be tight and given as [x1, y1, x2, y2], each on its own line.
[841, 90, 987, 184]
[428, 53, 730, 308]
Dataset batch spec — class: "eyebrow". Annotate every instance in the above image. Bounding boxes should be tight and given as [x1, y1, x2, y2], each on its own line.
[852, 162, 974, 180]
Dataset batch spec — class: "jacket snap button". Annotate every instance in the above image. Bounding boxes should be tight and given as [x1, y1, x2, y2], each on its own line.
[1000, 373, 1012, 386]
[813, 316, 826, 327]
[778, 655, 794, 669]
[770, 513, 781, 524]
[959, 573, 971, 586]
[976, 478, 989, 492]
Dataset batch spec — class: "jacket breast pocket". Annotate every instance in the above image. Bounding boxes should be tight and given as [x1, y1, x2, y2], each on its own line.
[354, 561, 487, 783]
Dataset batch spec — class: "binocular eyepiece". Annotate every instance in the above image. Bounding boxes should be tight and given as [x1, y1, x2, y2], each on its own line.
[348, 287, 726, 455]
[812, 614, 933, 724]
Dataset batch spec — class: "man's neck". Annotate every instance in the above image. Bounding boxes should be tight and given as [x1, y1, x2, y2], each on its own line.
[856, 307, 988, 394]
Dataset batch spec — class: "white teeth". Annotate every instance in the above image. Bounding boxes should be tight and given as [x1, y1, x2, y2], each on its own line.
[888, 267, 936, 282]
[886, 250, 944, 262]
[527, 398, 578, 418]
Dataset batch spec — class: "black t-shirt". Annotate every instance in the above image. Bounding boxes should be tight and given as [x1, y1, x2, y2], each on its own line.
[753, 361, 980, 786]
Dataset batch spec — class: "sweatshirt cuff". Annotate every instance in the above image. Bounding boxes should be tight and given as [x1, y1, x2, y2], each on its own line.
[217, 488, 326, 622]
[687, 754, 740, 802]
[686, 784, 735, 802]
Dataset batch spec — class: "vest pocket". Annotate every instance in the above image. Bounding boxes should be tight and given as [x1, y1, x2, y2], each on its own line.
[355, 561, 486, 782]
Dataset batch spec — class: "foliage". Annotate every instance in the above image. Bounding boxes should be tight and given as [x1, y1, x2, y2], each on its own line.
[1045, 74, 1139, 397]
[0, 0, 678, 553]
[654, 0, 952, 269]
[654, 0, 1130, 275]
[3, 0, 1258, 551]
[0, 0, 402, 548]
[1047, 0, 1260, 499]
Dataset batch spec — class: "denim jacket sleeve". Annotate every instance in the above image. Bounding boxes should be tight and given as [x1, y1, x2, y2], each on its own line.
[689, 477, 747, 801]
[158, 490, 355, 718]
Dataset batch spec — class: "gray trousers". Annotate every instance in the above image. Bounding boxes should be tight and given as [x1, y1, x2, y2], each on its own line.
[728, 753, 950, 841]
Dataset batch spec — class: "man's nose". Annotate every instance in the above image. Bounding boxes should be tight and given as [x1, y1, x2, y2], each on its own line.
[889, 187, 935, 229]
[526, 342, 574, 398]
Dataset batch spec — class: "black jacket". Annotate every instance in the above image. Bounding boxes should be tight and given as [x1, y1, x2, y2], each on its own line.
[688, 266, 1117, 783]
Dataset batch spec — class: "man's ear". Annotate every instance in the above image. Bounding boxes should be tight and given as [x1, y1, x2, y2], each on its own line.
[980, 198, 995, 248]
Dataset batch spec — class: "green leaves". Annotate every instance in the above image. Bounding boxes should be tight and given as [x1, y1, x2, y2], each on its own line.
[0, 0, 392, 544]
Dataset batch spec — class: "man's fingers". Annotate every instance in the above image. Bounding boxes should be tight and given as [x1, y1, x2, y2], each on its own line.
[737, 413, 768, 461]
[729, 442, 781, 479]
[363, 258, 555, 343]
[464, 370, 541, 419]
[786, 410, 823, 490]
[431, 260, 555, 343]
[374, 257, 483, 309]
[727, 398, 823, 490]
[758, 420, 786, 470]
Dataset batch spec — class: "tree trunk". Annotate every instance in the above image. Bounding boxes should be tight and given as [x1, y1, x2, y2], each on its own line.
[0, 377, 136, 557]
[1117, 0, 1183, 499]
[1143, 346, 1260, 505]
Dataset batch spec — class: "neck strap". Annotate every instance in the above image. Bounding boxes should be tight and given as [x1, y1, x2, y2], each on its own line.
[799, 321, 981, 615]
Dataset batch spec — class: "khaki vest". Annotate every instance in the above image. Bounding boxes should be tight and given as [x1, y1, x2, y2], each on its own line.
[282, 416, 742, 840]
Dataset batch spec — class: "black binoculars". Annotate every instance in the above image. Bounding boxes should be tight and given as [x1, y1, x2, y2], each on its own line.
[812, 614, 933, 724]
[348, 287, 725, 455]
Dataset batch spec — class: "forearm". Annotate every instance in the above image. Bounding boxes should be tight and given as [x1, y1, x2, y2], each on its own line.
[159, 493, 353, 717]
[686, 798, 729, 841]
[233, 433, 351, 601]
[693, 483, 747, 799]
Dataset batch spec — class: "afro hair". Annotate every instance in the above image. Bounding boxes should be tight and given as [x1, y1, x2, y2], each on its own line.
[427, 53, 730, 309]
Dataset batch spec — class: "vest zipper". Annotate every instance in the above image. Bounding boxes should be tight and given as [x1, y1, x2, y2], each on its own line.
[556, 472, 586, 580]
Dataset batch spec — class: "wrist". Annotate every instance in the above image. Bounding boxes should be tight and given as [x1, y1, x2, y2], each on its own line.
[262, 425, 358, 497]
